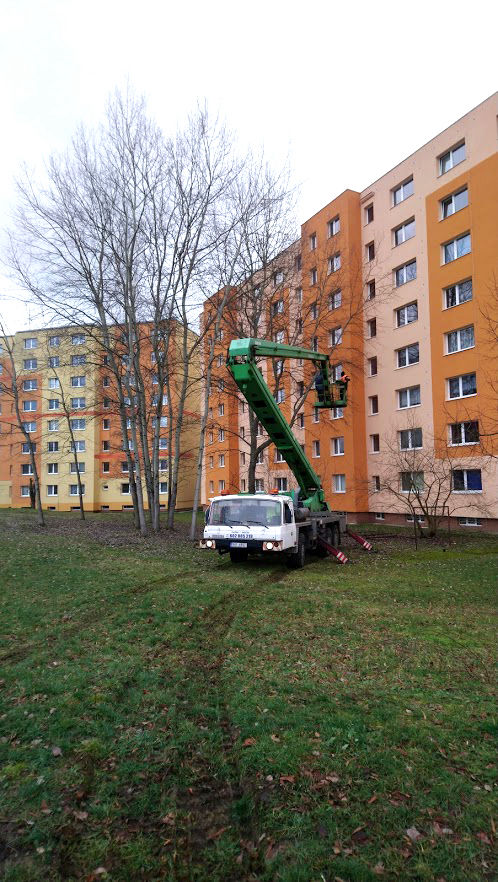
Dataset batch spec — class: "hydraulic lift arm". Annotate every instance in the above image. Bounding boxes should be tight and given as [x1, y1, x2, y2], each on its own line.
[226, 338, 349, 511]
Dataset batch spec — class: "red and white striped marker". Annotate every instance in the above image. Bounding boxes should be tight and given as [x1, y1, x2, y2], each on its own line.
[347, 529, 373, 552]
[318, 538, 349, 564]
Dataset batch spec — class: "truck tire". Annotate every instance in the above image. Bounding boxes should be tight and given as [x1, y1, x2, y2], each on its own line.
[316, 526, 333, 557]
[287, 535, 306, 569]
[331, 523, 340, 547]
[229, 549, 248, 563]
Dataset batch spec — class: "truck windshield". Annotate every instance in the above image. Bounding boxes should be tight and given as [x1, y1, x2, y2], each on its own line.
[209, 498, 282, 527]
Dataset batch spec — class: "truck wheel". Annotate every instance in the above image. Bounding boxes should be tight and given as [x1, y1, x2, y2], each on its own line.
[229, 549, 248, 563]
[287, 536, 306, 569]
[331, 523, 340, 547]
[316, 526, 333, 557]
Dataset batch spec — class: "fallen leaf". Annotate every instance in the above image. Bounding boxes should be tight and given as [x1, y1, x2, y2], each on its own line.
[161, 813, 175, 826]
[368, 794, 378, 804]
[279, 774, 295, 784]
[73, 810, 88, 821]
[373, 863, 384, 875]
[270, 734, 280, 742]
[476, 831, 491, 845]
[406, 826, 422, 842]
[242, 737, 256, 747]
[207, 826, 230, 840]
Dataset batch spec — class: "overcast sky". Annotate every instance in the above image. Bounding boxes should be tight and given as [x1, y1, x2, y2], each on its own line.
[1, 0, 495, 330]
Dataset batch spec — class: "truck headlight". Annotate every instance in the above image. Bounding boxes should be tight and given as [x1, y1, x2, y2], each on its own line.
[206, 539, 214, 548]
[263, 541, 280, 551]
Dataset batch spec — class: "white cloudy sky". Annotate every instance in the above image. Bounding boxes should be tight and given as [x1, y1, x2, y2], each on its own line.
[0, 0, 495, 330]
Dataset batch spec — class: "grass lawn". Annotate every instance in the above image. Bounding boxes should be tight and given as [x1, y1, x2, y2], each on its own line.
[0, 510, 496, 881]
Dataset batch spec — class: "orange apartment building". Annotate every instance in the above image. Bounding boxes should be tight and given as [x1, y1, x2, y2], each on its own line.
[0, 321, 199, 512]
[202, 93, 498, 531]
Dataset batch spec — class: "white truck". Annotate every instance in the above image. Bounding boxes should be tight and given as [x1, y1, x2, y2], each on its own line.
[199, 493, 346, 568]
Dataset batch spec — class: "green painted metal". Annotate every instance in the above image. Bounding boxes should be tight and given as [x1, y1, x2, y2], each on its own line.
[226, 338, 349, 511]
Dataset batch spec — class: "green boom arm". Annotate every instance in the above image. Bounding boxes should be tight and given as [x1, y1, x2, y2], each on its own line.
[226, 338, 349, 511]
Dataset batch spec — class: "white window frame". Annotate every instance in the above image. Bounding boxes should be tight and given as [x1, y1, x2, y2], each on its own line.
[70, 461, 85, 473]
[329, 326, 342, 346]
[444, 279, 472, 309]
[329, 289, 342, 310]
[399, 428, 423, 451]
[312, 439, 320, 458]
[70, 484, 85, 496]
[397, 343, 419, 368]
[21, 463, 34, 475]
[47, 485, 58, 497]
[375, 512, 385, 520]
[333, 473, 346, 493]
[398, 385, 421, 409]
[328, 253, 341, 274]
[73, 440, 86, 452]
[451, 468, 482, 493]
[395, 259, 417, 287]
[439, 141, 465, 175]
[440, 186, 468, 219]
[71, 334, 86, 345]
[309, 232, 317, 251]
[445, 325, 474, 354]
[21, 486, 30, 497]
[443, 233, 471, 265]
[328, 216, 340, 237]
[23, 379, 37, 391]
[48, 419, 59, 431]
[449, 421, 479, 446]
[23, 400, 37, 412]
[48, 378, 60, 390]
[392, 177, 414, 206]
[396, 302, 418, 328]
[393, 218, 415, 246]
[332, 436, 344, 456]
[447, 372, 477, 400]
[70, 418, 86, 430]
[24, 337, 38, 349]
[47, 463, 58, 474]
[370, 434, 380, 453]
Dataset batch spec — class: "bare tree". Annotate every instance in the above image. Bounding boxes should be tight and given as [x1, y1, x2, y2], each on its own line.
[0, 319, 45, 525]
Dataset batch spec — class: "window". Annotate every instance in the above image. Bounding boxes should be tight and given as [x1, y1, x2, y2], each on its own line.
[367, 318, 376, 338]
[448, 372, 476, 399]
[274, 449, 284, 462]
[313, 406, 319, 423]
[48, 356, 60, 368]
[159, 459, 167, 472]
[274, 271, 284, 286]
[399, 428, 422, 450]
[47, 441, 58, 452]
[309, 232, 317, 251]
[218, 454, 225, 467]
[121, 460, 130, 473]
[276, 477, 288, 491]
[329, 289, 342, 310]
[450, 421, 479, 445]
[22, 441, 36, 453]
[367, 280, 376, 300]
[23, 399, 37, 411]
[23, 379, 37, 391]
[365, 204, 374, 224]
[312, 336, 318, 352]
[71, 375, 86, 387]
[328, 253, 341, 273]
[48, 377, 60, 389]
[332, 436, 344, 455]
[445, 279, 472, 309]
[102, 354, 109, 365]
[369, 395, 379, 414]
[218, 428, 225, 442]
[72, 440, 86, 452]
[372, 475, 381, 491]
[272, 299, 284, 316]
[23, 420, 36, 432]
[310, 301, 318, 319]
[70, 462, 85, 473]
[395, 260, 417, 286]
[370, 434, 380, 453]
[331, 406, 343, 419]
[47, 463, 58, 474]
[48, 419, 59, 431]
[405, 514, 425, 524]
[70, 418, 86, 430]
[209, 480, 214, 493]
[256, 450, 264, 464]
[397, 343, 419, 368]
[102, 376, 110, 388]
[368, 356, 378, 376]
[295, 254, 302, 271]
[160, 482, 168, 494]
[441, 187, 468, 219]
[439, 142, 465, 175]
[24, 358, 37, 371]
[71, 397, 86, 409]
[47, 485, 58, 496]
[310, 267, 318, 285]
[295, 287, 303, 304]
[72, 334, 85, 345]
[102, 462, 110, 473]
[21, 486, 30, 497]
[396, 302, 418, 327]
[443, 233, 471, 264]
[298, 413, 304, 428]
[121, 483, 130, 495]
[452, 469, 482, 492]
[21, 463, 34, 475]
[24, 337, 38, 349]
[312, 440, 320, 458]
[70, 485, 85, 496]
[48, 399, 60, 410]
[328, 216, 340, 237]
[446, 325, 474, 353]
[70, 354, 86, 366]
[329, 327, 342, 346]
[375, 512, 385, 520]
[218, 479, 226, 492]
[333, 474, 346, 493]
[49, 335, 60, 347]
[393, 218, 415, 246]
[392, 177, 414, 205]
[458, 517, 482, 527]
[103, 398, 110, 408]
[274, 330, 284, 344]
[102, 418, 110, 429]
[296, 318, 303, 334]
[400, 471, 424, 492]
[366, 242, 375, 261]
[398, 385, 421, 408]
[275, 388, 285, 404]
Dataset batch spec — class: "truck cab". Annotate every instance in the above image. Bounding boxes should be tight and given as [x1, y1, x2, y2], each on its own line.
[200, 493, 297, 562]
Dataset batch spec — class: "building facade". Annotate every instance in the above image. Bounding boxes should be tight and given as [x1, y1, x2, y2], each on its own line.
[0, 322, 199, 512]
[202, 94, 498, 531]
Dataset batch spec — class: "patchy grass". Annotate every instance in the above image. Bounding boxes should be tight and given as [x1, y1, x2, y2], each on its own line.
[0, 510, 496, 881]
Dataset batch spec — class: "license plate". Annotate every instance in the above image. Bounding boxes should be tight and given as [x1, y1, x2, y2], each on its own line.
[230, 542, 247, 548]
